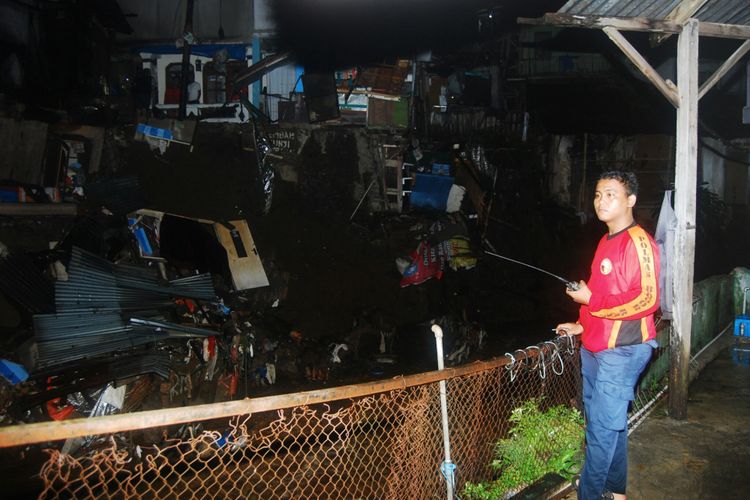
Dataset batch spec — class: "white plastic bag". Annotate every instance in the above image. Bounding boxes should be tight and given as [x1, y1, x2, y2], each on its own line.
[655, 190, 677, 319]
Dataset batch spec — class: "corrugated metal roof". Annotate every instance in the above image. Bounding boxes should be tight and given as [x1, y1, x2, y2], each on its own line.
[559, 0, 750, 26]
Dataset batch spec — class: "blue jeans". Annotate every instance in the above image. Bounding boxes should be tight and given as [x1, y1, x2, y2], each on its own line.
[578, 343, 654, 500]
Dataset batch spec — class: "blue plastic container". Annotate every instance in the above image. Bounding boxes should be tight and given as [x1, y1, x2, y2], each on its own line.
[734, 315, 750, 337]
[410, 173, 454, 211]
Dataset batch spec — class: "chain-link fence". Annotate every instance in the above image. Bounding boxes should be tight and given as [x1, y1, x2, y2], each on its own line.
[629, 274, 735, 431]
[1, 335, 580, 499]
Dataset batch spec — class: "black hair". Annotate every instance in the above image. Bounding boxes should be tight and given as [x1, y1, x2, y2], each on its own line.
[598, 170, 639, 197]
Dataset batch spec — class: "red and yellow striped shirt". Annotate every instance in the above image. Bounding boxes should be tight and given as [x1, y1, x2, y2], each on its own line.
[579, 224, 660, 352]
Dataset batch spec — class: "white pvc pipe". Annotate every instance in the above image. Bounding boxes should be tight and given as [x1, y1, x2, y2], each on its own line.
[431, 324, 454, 500]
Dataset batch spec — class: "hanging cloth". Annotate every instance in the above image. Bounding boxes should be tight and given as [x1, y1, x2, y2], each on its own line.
[655, 190, 677, 320]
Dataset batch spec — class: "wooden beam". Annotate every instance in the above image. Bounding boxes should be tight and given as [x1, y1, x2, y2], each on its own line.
[518, 13, 750, 40]
[699, 39, 750, 100]
[698, 21, 750, 40]
[669, 18, 699, 421]
[602, 26, 680, 108]
[0, 349, 544, 447]
[653, 0, 711, 45]
[518, 13, 682, 34]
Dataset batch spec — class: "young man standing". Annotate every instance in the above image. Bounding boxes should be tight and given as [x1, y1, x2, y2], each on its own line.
[557, 170, 660, 500]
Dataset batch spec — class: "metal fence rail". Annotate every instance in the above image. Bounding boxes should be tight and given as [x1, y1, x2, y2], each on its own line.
[0, 336, 581, 499]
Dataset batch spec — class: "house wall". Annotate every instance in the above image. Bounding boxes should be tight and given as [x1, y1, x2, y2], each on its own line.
[547, 134, 674, 229]
[701, 137, 750, 205]
[140, 48, 257, 123]
[262, 64, 302, 121]
[149, 53, 212, 105]
[516, 26, 611, 77]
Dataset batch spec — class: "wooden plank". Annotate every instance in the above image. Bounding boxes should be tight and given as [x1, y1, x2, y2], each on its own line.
[214, 219, 269, 290]
[518, 13, 683, 34]
[698, 40, 750, 99]
[653, 0, 711, 45]
[669, 19, 699, 421]
[518, 13, 750, 40]
[0, 349, 544, 447]
[698, 21, 750, 40]
[602, 27, 680, 108]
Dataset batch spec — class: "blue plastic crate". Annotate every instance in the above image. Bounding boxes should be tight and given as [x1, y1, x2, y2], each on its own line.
[733, 315, 750, 337]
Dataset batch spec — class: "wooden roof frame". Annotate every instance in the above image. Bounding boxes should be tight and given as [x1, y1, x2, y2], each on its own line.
[519, 8, 750, 419]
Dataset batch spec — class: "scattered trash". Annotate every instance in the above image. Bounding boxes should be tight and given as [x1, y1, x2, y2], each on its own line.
[398, 216, 475, 287]
[329, 343, 348, 364]
[134, 119, 197, 152]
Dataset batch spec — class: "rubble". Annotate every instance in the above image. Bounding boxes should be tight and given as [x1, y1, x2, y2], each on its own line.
[0, 103, 514, 463]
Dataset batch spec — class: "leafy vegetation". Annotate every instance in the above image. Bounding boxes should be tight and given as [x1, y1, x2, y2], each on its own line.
[463, 399, 585, 499]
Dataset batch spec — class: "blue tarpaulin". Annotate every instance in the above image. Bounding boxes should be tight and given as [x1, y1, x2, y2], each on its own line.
[0, 359, 28, 384]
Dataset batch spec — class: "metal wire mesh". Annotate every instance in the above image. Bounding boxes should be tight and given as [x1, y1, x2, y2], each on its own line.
[22, 336, 580, 499]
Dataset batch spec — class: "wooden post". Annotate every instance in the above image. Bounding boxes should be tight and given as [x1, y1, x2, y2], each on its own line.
[669, 18, 699, 420]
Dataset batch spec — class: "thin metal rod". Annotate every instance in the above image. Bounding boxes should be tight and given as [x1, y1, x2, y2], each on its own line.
[350, 177, 378, 221]
[483, 250, 578, 289]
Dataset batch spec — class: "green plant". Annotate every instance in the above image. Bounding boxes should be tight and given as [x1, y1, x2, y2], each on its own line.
[463, 399, 585, 499]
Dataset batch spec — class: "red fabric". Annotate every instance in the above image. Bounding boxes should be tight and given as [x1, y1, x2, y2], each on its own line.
[579, 224, 660, 352]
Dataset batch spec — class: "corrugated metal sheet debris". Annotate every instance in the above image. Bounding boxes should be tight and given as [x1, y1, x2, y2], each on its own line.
[33, 246, 218, 367]
[33, 311, 215, 367]
[55, 246, 216, 311]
